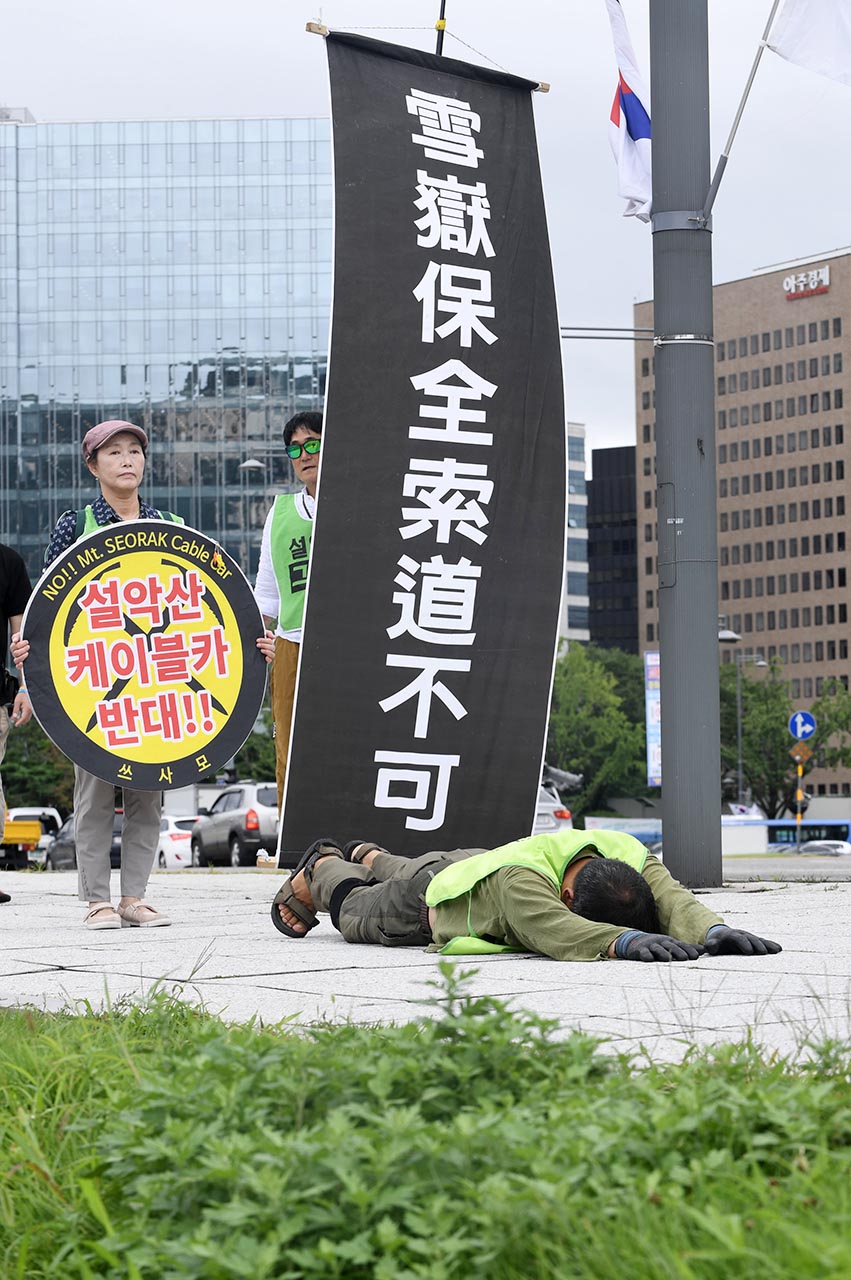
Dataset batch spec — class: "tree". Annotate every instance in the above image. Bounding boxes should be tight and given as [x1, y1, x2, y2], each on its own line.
[1, 719, 75, 815]
[586, 644, 646, 727]
[810, 678, 851, 771]
[231, 709, 277, 782]
[547, 644, 645, 817]
[719, 659, 797, 819]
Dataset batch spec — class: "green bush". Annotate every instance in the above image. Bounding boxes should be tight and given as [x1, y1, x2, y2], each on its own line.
[2, 967, 851, 1278]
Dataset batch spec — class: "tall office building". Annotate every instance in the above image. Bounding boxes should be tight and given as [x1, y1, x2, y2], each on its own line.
[560, 421, 589, 646]
[587, 444, 637, 652]
[0, 110, 331, 579]
[635, 249, 851, 796]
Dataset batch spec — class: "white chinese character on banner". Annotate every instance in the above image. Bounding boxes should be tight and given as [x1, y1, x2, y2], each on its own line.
[410, 359, 496, 447]
[400, 457, 493, 544]
[413, 171, 495, 257]
[414, 262, 497, 347]
[380, 653, 471, 738]
[387, 554, 481, 645]
[406, 88, 484, 169]
[373, 749, 460, 831]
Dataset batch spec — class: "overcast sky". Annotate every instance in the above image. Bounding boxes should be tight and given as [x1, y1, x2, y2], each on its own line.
[3, 0, 849, 465]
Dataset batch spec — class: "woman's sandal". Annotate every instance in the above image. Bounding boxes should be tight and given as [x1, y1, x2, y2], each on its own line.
[270, 837, 343, 937]
[343, 841, 385, 864]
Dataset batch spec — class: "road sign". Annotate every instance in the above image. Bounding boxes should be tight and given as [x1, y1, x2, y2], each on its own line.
[789, 742, 813, 765]
[788, 710, 817, 740]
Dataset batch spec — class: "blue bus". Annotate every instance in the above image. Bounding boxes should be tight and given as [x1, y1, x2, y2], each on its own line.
[766, 819, 851, 847]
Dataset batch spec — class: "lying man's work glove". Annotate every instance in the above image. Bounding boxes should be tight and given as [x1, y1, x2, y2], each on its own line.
[614, 931, 704, 962]
[703, 925, 782, 956]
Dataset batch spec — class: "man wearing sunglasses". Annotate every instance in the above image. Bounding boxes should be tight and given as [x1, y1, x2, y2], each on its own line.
[254, 411, 323, 810]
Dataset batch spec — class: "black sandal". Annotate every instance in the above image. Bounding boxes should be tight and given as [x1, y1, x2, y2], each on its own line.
[270, 838, 343, 937]
[343, 840, 387, 864]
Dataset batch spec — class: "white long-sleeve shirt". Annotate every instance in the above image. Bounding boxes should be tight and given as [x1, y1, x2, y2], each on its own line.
[253, 489, 316, 642]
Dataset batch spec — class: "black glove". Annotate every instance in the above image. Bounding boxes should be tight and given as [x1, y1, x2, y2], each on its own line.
[704, 926, 782, 956]
[616, 931, 704, 962]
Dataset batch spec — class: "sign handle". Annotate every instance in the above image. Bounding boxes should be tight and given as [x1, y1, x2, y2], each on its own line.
[796, 764, 803, 854]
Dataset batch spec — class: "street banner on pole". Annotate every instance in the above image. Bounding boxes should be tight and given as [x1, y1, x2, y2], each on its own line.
[281, 32, 566, 860]
[22, 521, 267, 789]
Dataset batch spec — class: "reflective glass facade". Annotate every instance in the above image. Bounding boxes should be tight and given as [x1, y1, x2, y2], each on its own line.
[0, 116, 331, 578]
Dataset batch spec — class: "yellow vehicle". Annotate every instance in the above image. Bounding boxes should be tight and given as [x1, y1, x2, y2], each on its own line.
[1, 817, 43, 870]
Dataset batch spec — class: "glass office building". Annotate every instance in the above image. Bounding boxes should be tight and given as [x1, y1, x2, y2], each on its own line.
[0, 111, 331, 578]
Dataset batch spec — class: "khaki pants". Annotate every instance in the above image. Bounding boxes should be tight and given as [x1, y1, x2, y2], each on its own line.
[270, 637, 299, 813]
[308, 847, 483, 947]
[73, 767, 161, 903]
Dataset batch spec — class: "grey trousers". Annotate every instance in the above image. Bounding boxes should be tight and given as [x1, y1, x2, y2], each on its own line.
[308, 847, 484, 947]
[74, 766, 161, 903]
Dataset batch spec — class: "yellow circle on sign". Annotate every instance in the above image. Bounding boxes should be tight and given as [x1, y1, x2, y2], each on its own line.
[47, 550, 244, 766]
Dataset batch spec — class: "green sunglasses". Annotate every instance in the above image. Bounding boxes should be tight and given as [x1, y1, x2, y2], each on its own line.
[286, 438, 322, 460]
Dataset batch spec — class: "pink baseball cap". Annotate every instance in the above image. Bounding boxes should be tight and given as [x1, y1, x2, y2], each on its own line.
[82, 420, 148, 462]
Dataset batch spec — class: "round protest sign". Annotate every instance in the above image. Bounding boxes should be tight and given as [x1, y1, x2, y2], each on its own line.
[22, 521, 266, 790]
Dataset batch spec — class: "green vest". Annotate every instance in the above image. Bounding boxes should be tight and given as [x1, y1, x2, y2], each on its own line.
[270, 493, 313, 631]
[425, 829, 649, 956]
[78, 505, 183, 538]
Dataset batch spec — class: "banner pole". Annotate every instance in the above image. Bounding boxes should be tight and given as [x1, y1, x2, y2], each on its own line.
[435, 1, 447, 55]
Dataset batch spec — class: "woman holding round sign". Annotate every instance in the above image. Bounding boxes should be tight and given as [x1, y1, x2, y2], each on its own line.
[12, 421, 274, 930]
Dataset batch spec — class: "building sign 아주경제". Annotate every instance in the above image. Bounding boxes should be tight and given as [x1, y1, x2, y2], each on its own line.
[280, 33, 566, 859]
[21, 521, 267, 789]
[783, 265, 829, 300]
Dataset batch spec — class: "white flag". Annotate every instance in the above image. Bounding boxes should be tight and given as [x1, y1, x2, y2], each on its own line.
[768, 0, 851, 87]
[604, 0, 652, 222]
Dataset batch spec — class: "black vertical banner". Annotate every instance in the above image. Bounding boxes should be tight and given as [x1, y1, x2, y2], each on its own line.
[280, 32, 565, 862]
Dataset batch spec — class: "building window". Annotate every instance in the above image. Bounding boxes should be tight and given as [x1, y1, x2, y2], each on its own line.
[836, 424, 844, 444]
[642, 391, 651, 409]
[742, 406, 751, 425]
[762, 332, 771, 352]
[646, 622, 654, 642]
[751, 335, 759, 354]
[718, 410, 727, 430]
[785, 327, 794, 347]
[728, 339, 737, 359]
[821, 319, 830, 340]
[719, 479, 728, 498]
[641, 357, 650, 376]
[642, 423, 651, 443]
[809, 322, 818, 342]
[774, 329, 782, 350]
[786, 398, 796, 417]
[729, 373, 738, 393]
[797, 325, 806, 344]
[798, 396, 807, 415]
[835, 389, 844, 408]
[716, 377, 726, 396]
[834, 317, 842, 337]
[719, 444, 727, 463]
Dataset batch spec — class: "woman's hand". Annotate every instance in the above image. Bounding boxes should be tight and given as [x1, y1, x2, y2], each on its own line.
[10, 633, 29, 669]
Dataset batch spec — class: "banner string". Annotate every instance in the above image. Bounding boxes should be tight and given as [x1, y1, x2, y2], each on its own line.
[331, 25, 510, 74]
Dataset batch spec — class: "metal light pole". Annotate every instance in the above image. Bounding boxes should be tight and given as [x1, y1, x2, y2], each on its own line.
[735, 651, 768, 805]
[650, 0, 719, 887]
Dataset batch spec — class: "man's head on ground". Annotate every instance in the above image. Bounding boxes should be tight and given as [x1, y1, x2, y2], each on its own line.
[284, 411, 323, 495]
[563, 856, 661, 933]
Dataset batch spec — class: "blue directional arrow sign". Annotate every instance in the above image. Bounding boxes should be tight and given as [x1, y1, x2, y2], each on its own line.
[789, 710, 817, 740]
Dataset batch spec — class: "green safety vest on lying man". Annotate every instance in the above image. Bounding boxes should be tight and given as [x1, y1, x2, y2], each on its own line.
[425, 829, 648, 955]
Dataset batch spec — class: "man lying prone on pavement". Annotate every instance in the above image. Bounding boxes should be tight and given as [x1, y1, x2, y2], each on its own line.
[270, 829, 781, 962]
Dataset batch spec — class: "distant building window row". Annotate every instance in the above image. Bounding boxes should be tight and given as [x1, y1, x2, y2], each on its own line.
[718, 391, 843, 427]
[720, 541, 845, 569]
[716, 318, 842, 362]
[719, 459, 845, 496]
[716, 353, 842, 392]
[718, 424, 844, 463]
[721, 612, 850, 646]
[720, 574, 848, 604]
[719, 499, 846, 531]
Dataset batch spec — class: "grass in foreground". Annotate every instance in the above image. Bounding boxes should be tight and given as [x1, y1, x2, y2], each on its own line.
[1, 965, 851, 1279]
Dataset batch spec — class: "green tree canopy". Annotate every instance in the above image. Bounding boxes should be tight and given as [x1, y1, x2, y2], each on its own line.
[547, 644, 645, 817]
[1, 719, 75, 815]
[719, 658, 797, 819]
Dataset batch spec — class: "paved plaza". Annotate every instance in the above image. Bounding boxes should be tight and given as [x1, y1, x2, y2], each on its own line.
[2, 857, 850, 1062]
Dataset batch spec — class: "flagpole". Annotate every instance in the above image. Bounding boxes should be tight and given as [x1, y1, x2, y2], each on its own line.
[702, 0, 783, 219]
[650, 0, 720, 888]
[435, 1, 447, 55]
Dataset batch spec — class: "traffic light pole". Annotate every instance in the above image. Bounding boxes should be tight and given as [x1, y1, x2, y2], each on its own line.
[650, 0, 722, 887]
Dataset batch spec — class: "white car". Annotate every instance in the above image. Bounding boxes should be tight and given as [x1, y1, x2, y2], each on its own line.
[532, 785, 574, 835]
[799, 839, 851, 856]
[155, 815, 200, 868]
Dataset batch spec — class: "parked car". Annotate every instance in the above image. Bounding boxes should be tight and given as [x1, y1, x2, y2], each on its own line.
[532, 785, 573, 836]
[7, 806, 62, 865]
[44, 811, 123, 871]
[155, 815, 200, 869]
[190, 782, 278, 867]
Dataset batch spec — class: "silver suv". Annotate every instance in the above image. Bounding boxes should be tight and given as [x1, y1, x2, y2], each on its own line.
[190, 782, 278, 867]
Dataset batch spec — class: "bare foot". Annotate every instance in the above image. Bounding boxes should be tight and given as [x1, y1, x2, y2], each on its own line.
[277, 856, 336, 932]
